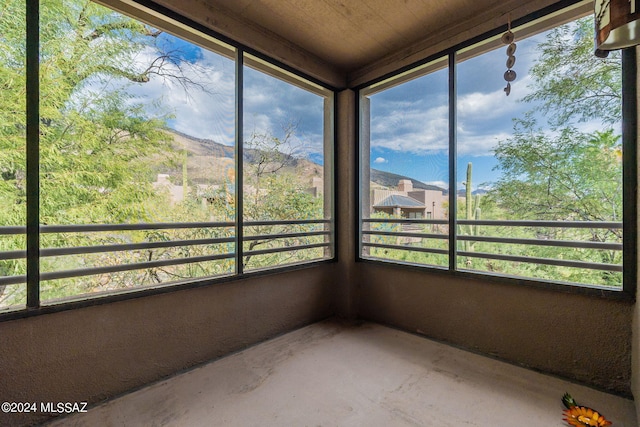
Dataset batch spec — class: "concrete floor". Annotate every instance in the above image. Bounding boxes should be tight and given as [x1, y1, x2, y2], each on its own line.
[47, 320, 637, 427]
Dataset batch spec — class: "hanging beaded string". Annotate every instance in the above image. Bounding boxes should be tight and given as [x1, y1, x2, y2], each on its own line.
[502, 18, 516, 96]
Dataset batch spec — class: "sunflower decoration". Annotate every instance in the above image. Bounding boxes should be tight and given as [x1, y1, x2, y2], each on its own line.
[562, 393, 612, 427]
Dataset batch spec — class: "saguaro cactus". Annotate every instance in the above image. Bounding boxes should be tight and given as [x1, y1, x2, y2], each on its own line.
[466, 162, 473, 221]
[463, 163, 481, 252]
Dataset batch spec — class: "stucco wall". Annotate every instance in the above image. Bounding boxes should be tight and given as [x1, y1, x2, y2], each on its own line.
[358, 263, 634, 397]
[332, 89, 358, 320]
[634, 272, 639, 424]
[0, 266, 334, 426]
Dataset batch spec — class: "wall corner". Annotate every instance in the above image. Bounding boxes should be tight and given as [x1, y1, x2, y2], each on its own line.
[333, 89, 359, 320]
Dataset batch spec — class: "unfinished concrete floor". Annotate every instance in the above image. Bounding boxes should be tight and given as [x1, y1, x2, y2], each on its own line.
[47, 320, 637, 427]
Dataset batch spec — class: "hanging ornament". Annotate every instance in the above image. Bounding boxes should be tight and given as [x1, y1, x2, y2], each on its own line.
[504, 70, 516, 81]
[502, 18, 517, 96]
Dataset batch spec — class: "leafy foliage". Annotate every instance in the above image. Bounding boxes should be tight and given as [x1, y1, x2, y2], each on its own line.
[0, 0, 328, 309]
[492, 122, 622, 225]
[523, 17, 621, 127]
[365, 16, 623, 288]
[485, 16, 623, 286]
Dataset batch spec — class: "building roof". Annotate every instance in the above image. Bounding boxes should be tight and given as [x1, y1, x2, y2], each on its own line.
[373, 195, 425, 209]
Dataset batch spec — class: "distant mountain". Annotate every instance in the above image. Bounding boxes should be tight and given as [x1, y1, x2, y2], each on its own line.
[168, 129, 315, 165]
[162, 129, 323, 185]
[169, 129, 234, 158]
[370, 168, 445, 192]
[164, 130, 453, 194]
[456, 188, 489, 197]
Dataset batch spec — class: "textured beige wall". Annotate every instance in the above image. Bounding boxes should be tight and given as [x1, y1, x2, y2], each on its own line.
[358, 263, 634, 396]
[332, 89, 358, 320]
[634, 264, 639, 426]
[0, 266, 334, 426]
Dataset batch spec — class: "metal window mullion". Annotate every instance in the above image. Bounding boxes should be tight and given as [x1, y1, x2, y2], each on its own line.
[323, 93, 335, 259]
[360, 94, 371, 258]
[448, 52, 457, 272]
[26, 0, 40, 308]
[235, 49, 244, 275]
[622, 47, 638, 295]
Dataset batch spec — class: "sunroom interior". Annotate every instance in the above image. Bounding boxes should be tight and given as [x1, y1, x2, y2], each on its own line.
[1, 0, 640, 425]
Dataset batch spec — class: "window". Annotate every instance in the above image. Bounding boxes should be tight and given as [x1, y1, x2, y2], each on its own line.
[359, 1, 632, 293]
[37, 0, 237, 303]
[242, 55, 334, 272]
[361, 58, 450, 269]
[0, 0, 334, 314]
[0, 0, 26, 310]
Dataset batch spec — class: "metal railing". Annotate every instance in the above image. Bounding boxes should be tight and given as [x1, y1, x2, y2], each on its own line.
[0, 219, 332, 287]
[243, 219, 331, 260]
[362, 218, 623, 275]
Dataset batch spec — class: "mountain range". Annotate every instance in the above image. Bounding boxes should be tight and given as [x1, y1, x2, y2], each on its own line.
[165, 129, 454, 193]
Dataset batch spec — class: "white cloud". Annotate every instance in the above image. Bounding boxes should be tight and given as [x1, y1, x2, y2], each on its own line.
[374, 157, 388, 164]
[367, 76, 537, 157]
[99, 46, 238, 145]
[456, 129, 512, 156]
[69, 36, 329, 165]
[457, 75, 532, 121]
[370, 104, 449, 154]
[424, 180, 449, 190]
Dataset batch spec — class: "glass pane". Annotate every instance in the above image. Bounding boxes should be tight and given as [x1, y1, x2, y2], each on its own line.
[242, 57, 331, 271]
[38, 0, 236, 303]
[0, 0, 26, 311]
[456, 15, 622, 288]
[362, 58, 449, 268]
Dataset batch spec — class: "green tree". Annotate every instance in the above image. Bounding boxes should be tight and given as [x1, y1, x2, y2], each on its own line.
[242, 126, 324, 269]
[0, 0, 207, 304]
[488, 16, 623, 286]
[493, 120, 621, 225]
[491, 16, 622, 225]
[522, 16, 621, 127]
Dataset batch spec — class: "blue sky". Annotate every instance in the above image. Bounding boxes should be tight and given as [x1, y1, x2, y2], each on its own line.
[136, 28, 543, 190]
[368, 31, 544, 191]
[126, 32, 325, 164]
[123, 17, 617, 192]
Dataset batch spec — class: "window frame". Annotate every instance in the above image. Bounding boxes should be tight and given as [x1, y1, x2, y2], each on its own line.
[356, 0, 637, 299]
[0, 0, 337, 320]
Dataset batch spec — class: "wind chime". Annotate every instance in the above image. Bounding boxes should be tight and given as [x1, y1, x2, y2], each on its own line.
[501, 19, 516, 96]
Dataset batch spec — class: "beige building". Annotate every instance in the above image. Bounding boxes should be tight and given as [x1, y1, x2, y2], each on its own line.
[371, 179, 447, 219]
